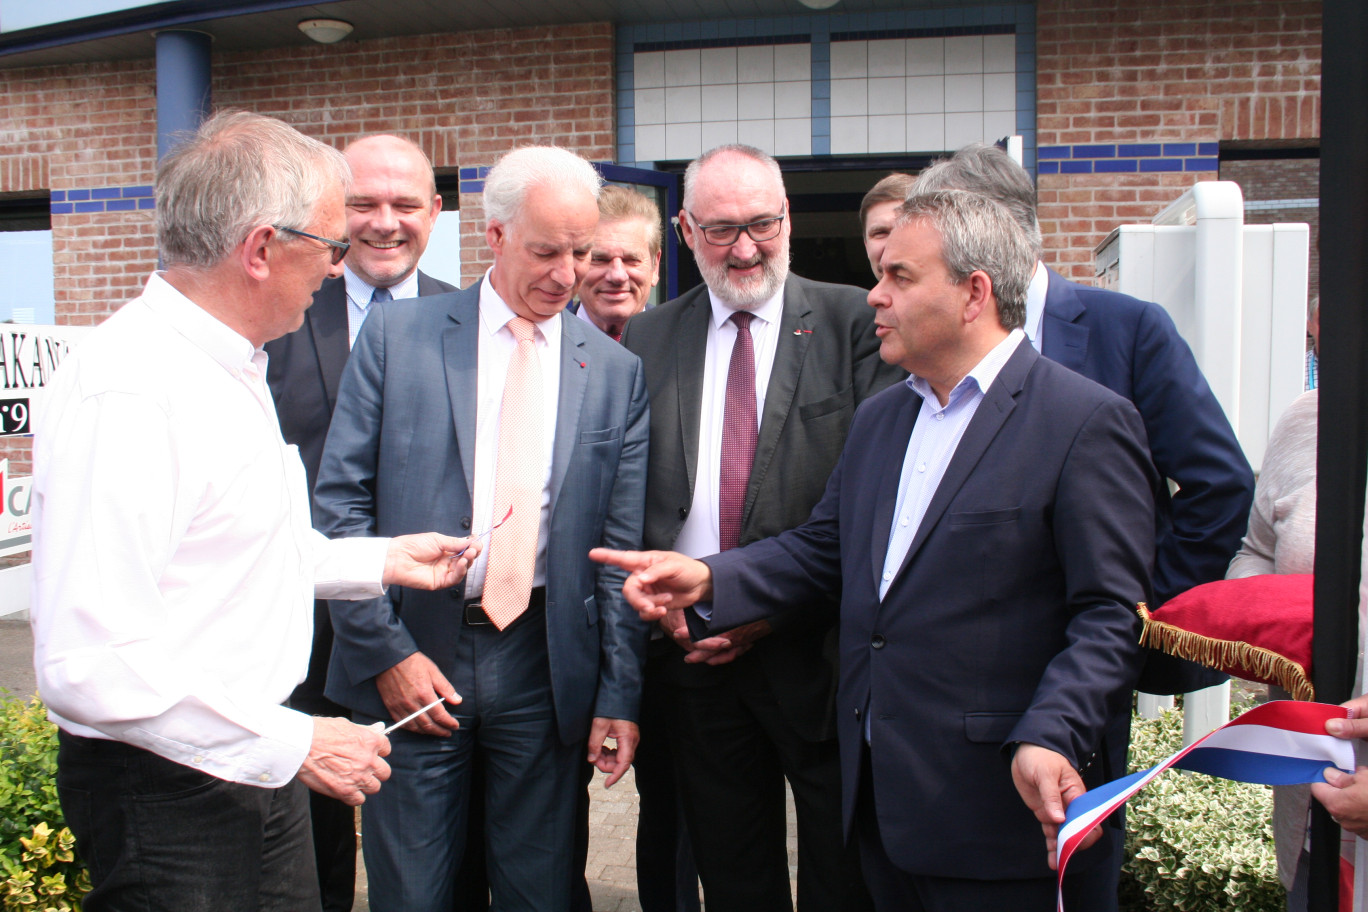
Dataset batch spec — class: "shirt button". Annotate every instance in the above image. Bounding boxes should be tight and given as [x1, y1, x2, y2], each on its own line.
[882, 570, 892, 580]
[900, 517, 909, 526]
[871, 635, 886, 650]
[935, 412, 945, 421]
[917, 463, 926, 473]
[259, 773, 271, 782]
[192, 756, 203, 764]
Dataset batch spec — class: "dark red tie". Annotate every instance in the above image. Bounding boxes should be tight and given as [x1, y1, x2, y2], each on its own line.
[719, 312, 756, 551]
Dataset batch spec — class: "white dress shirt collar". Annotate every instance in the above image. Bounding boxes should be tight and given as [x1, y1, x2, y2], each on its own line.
[143, 271, 258, 372]
[705, 285, 785, 331]
[477, 268, 564, 349]
[906, 328, 1027, 407]
[344, 264, 420, 308]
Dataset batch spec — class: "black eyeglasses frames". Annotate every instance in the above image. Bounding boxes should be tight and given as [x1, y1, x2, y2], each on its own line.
[273, 225, 350, 265]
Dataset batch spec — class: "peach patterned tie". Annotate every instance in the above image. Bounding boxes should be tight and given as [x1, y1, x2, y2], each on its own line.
[482, 316, 543, 630]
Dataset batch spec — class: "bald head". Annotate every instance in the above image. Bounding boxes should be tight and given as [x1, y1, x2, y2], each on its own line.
[342, 134, 442, 288]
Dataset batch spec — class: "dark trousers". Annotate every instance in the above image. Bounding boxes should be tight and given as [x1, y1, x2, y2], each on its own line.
[633, 645, 700, 912]
[56, 731, 318, 912]
[670, 662, 869, 912]
[854, 747, 1119, 911]
[358, 605, 581, 912]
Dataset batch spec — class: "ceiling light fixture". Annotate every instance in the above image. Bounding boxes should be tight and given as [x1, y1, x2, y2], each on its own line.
[298, 18, 354, 44]
[797, 0, 841, 9]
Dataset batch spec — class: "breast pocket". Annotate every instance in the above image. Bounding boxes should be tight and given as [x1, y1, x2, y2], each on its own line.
[948, 507, 1021, 526]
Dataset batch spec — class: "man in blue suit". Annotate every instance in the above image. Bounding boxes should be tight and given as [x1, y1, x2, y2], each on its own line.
[595, 189, 1157, 910]
[911, 143, 1255, 695]
[314, 145, 650, 912]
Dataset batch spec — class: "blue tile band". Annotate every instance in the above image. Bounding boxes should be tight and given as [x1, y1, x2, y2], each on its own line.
[49, 185, 156, 214]
[1037, 142, 1221, 177]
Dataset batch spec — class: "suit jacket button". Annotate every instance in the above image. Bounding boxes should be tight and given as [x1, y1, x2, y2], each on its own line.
[854, 707, 862, 721]
[460, 516, 472, 530]
[678, 506, 689, 520]
[871, 634, 886, 650]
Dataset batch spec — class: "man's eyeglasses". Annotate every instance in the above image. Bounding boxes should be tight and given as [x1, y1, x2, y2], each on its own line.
[273, 226, 350, 265]
[686, 208, 786, 246]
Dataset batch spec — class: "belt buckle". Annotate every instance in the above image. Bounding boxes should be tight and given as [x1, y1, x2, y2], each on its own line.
[464, 601, 491, 626]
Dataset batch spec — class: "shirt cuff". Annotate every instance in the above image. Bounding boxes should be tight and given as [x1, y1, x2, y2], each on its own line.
[315, 535, 390, 599]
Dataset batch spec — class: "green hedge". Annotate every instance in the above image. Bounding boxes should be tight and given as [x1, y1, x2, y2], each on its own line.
[0, 695, 89, 911]
[1120, 703, 1283, 912]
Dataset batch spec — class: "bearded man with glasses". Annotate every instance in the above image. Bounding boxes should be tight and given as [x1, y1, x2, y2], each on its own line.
[619, 144, 903, 912]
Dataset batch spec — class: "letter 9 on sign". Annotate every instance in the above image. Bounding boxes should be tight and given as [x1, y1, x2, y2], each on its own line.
[0, 399, 28, 436]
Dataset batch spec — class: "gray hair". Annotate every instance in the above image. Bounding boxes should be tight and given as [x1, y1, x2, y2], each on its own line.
[898, 189, 1033, 331]
[156, 110, 350, 269]
[483, 146, 603, 226]
[682, 144, 784, 210]
[913, 143, 1042, 258]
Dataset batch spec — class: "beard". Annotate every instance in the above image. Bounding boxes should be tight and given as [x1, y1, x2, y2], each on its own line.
[696, 236, 790, 310]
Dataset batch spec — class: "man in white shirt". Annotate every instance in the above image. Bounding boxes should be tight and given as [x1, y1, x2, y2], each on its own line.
[31, 110, 477, 912]
[263, 132, 456, 912]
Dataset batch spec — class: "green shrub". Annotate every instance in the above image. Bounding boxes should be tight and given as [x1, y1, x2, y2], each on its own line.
[1120, 703, 1283, 912]
[0, 694, 89, 911]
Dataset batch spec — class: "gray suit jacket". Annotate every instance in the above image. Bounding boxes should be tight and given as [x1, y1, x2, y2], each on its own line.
[620, 274, 903, 741]
[313, 279, 652, 743]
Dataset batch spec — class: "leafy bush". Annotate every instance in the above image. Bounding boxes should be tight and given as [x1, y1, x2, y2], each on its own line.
[0, 694, 89, 911]
[1120, 703, 1283, 912]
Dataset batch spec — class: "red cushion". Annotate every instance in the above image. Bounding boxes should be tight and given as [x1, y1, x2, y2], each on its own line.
[1138, 574, 1314, 699]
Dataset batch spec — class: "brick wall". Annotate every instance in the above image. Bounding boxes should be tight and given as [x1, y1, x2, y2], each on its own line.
[0, 22, 615, 472]
[214, 23, 616, 284]
[1036, 0, 1321, 280]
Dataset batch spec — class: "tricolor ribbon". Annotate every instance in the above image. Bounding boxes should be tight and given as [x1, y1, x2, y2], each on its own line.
[1056, 700, 1357, 912]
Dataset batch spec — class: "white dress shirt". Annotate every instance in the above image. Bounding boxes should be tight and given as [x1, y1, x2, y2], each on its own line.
[345, 265, 421, 349]
[1022, 260, 1050, 350]
[464, 269, 563, 597]
[880, 330, 1026, 599]
[673, 287, 786, 559]
[31, 272, 391, 788]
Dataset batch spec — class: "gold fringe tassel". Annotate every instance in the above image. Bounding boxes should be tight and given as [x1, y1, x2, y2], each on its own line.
[1137, 604, 1314, 701]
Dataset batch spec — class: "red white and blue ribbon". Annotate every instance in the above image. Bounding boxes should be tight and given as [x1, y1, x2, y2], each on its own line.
[1055, 700, 1356, 912]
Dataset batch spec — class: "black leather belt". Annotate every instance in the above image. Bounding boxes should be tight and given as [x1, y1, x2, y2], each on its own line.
[464, 586, 545, 626]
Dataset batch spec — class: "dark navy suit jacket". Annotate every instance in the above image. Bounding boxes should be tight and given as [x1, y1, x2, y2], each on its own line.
[1040, 268, 1254, 692]
[701, 340, 1157, 881]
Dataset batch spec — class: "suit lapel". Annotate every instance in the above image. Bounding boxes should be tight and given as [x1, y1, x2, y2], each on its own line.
[441, 284, 481, 488]
[868, 384, 921, 589]
[894, 342, 1035, 579]
[308, 278, 351, 410]
[745, 278, 809, 529]
[675, 292, 710, 500]
[1040, 267, 1089, 372]
[550, 312, 590, 514]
